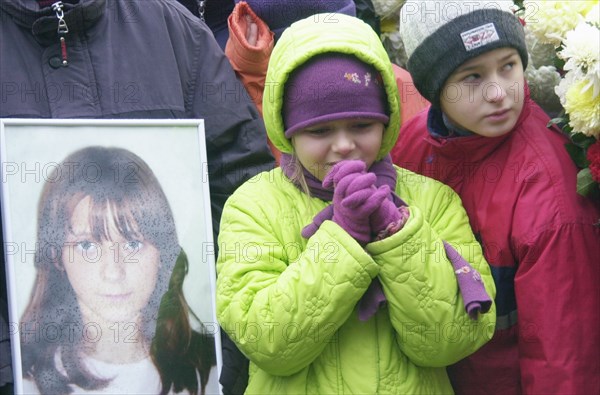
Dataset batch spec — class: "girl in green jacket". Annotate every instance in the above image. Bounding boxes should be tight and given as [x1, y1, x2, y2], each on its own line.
[216, 14, 496, 394]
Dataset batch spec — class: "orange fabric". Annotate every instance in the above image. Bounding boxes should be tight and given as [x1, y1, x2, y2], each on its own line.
[226, 1, 280, 162]
[392, 64, 429, 124]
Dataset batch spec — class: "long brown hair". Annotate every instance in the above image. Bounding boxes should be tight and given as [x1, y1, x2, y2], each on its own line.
[20, 146, 215, 394]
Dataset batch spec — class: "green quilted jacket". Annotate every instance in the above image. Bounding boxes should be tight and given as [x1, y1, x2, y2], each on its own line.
[216, 14, 496, 394]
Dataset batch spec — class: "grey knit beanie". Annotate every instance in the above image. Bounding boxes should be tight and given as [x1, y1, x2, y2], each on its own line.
[399, 1, 528, 107]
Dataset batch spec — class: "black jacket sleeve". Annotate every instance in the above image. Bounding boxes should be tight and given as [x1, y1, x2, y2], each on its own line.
[184, 19, 274, 240]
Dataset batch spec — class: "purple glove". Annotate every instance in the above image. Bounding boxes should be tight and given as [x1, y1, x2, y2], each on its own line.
[358, 278, 387, 321]
[369, 184, 404, 235]
[323, 161, 388, 245]
[443, 241, 492, 320]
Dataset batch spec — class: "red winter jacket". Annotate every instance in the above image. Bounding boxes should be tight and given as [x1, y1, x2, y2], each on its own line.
[392, 95, 600, 395]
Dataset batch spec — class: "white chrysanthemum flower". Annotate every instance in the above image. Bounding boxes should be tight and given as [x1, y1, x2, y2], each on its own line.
[558, 23, 600, 98]
[525, 29, 559, 69]
[379, 10, 408, 68]
[555, 70, 574, 104]
[371, 0, 405, 19]
[586, 3, 600, 27]
[523, 0, 597, 46]
[381, 30, 408, 68]
[526, 64, 563, 115]
[556, 72, 600, 138]
[566, 79, 600, 138]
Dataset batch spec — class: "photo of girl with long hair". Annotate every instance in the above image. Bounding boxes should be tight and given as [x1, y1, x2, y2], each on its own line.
[18, 146, 216, 394]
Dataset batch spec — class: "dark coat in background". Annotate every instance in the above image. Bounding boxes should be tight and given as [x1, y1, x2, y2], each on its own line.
[0, 0, 274, 391]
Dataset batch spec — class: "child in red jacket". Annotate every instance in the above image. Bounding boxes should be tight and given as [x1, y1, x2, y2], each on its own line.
[393, 1, 600, 394]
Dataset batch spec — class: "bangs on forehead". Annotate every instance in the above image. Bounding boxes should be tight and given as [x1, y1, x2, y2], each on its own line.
[67, 194, 144, 242]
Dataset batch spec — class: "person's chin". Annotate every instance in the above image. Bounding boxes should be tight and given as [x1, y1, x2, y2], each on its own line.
[480, 128, 512, 138]
[476, 119, 517, 137]
[481, 110, 519, 136]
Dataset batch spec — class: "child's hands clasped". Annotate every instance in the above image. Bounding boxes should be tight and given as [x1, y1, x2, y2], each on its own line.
[370, 185, 404, 235]
[323, 160, 389, 245]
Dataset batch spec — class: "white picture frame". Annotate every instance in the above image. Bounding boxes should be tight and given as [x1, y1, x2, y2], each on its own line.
[0, 119, 222, 394]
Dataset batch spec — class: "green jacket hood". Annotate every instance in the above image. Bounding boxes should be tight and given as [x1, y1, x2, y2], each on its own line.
[263, 13, 401, 160]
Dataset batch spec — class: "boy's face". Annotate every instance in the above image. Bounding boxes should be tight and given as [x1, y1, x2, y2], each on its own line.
[292, 118, 384, 181]
[440, 47, 525, 137]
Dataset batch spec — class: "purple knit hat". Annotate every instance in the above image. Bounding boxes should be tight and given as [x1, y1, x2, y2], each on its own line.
[238, 0, 356, 40]
[283, 54, 389, 138]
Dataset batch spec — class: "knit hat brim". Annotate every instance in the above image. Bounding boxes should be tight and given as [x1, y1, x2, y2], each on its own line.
[285, 112, 390, 138]
[283, 54, 390, 138]
[405, 7, 528, 107]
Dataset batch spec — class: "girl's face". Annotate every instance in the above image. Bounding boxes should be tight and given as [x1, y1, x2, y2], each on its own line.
[292, 118, 385, 181]
[440, 47, 525, 137]
[62, 196, 160, 325]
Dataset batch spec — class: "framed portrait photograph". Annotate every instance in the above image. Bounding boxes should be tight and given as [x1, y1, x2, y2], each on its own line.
[0, 119, 222, 394]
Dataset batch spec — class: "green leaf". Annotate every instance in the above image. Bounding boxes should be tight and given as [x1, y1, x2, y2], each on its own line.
[554, 55, 566, 72]
[565, 143, 590, 168]
[570, 132, 596, 148]
[547, 117, 565, 127]
[576, 168, 597, 196]
[513, 2, 525, 16]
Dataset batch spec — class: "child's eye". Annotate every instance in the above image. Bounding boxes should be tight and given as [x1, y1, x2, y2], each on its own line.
[306, 127, 330, 136]
[123, 240, 143, 252]
[502, 62, 515, 71]
[463, 73, 481, 83]
[352, 122, 374, 129]
[76, 240, 98, 253]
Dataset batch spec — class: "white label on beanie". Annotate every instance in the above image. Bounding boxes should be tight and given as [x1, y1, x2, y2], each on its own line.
[461, 23, 500, 51]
